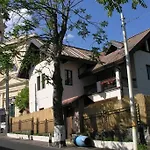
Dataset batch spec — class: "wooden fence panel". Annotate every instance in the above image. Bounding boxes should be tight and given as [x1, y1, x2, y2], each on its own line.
[10, 108, 54, 134]
[83, 107, 132, 133]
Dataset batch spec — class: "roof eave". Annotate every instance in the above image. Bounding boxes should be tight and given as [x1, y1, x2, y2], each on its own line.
[60, 55, 96, 64]
[92, 59, 124, 74]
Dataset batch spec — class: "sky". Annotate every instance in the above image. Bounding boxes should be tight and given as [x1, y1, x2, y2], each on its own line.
[65, 0, 150, 50]
[4, 0, 150, 50]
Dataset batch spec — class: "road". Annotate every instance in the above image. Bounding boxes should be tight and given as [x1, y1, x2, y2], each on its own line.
[0, 136, 58, 150]
[0, 135, 109, 150]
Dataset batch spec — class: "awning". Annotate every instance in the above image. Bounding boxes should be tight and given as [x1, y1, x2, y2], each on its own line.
[62, 95, 83, 106]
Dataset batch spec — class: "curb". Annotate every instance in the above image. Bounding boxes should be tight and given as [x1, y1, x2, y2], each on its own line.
[7, 133, 133, 150]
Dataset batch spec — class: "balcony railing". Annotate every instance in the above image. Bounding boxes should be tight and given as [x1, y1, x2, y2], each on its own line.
[84, 77, 116, 95]
[101, 77, 116, 91]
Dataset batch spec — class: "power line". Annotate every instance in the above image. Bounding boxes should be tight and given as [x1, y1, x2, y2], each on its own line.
[126, 10, 150, 24]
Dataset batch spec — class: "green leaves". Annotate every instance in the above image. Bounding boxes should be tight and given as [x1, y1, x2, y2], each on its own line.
[96, 0, 147, 16]
[0, 43, 19, 74]
[0, 0, 10, 20]
[15, 86, 29, 111]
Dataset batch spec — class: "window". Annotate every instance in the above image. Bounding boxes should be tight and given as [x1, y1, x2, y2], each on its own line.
[146, 65, 150, 80]
[37, 76, 40, 90]
[65, 70, 73, 85]
[42, 73, 46, 89]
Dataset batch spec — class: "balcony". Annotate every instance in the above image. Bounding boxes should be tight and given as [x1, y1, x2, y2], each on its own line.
[84, 77, 122, 102]
[100, 77, 116, 91]
[84, 77, 116, 95]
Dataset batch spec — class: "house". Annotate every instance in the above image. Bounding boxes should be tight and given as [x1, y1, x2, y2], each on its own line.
[83, 28, 150, 134]
[87, 29, 150, 102]
[17, 29, 150, 137]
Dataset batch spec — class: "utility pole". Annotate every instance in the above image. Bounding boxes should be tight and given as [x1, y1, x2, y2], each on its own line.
[120, 12, 138, 150]
[0, 6, 9, 134]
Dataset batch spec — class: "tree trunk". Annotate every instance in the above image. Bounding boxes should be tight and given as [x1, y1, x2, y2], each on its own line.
[52, 57, 65, 147]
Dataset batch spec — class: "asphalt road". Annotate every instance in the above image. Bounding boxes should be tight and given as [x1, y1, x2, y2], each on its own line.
[0, 136, 108, 150]
[0, 136, 59, 150]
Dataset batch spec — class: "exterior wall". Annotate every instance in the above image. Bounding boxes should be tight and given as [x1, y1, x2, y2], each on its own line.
[61, 61, 83, 100]
[29, 61, 54, 113]
[29, 60, 96, 112]
[134, 50, 150, 95]
[61, 61, 95, 100]
[120, 58, 136, 79]
[123, 87, 139, 97]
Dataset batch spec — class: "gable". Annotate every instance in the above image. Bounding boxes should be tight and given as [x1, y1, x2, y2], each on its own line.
[106, 40, 123, 55]
[0, 75, 26, 88]
[93, 29, 150, 73]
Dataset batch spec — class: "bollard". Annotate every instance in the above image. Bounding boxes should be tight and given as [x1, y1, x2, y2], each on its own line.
[58, 133, 62, 148]
[48, 133, 51, 147]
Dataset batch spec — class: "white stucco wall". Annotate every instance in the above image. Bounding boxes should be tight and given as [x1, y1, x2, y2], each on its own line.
[29, 61, 54, 113]
[61, 61, 94, 100]
[29, 60, 95, 112]
[134, 50, 150, 95]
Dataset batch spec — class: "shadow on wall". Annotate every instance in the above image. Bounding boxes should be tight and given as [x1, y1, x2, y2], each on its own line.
[0, 147, 14, 150]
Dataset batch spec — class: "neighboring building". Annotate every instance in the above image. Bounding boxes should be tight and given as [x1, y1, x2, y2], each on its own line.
[0, 35, 36, 118]
[18, 29, 150, 137]
[0, 72, 27, 117]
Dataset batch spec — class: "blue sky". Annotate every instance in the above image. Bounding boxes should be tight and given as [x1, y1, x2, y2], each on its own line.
[66, 0, 150, 50]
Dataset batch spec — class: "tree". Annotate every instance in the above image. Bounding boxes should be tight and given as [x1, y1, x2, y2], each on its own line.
[0, 4, 21, 133]
[15, 86, 29, 113]
[96, 0, 147, 16]
[2, 0, 108, 147]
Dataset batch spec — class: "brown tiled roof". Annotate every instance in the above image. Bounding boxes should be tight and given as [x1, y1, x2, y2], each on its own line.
[93, 29, 150, 72]
[62, 45, 93, 61]
[111, 40, 123, 49]
[34, 38, 94, 62]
